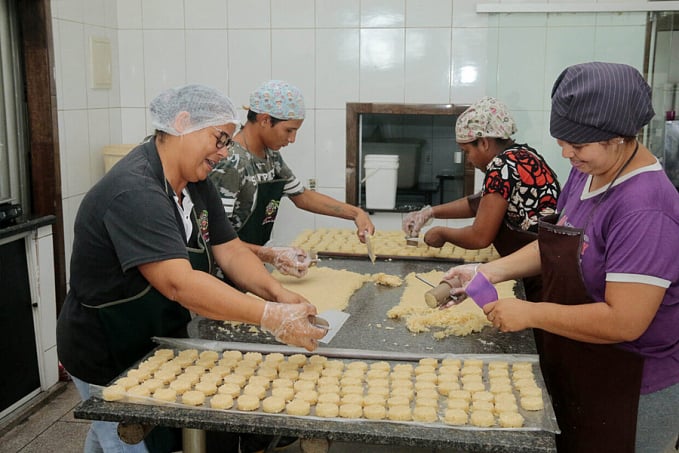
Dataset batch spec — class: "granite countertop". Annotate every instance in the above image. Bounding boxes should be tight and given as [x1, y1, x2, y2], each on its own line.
[75, 257, 556, 453]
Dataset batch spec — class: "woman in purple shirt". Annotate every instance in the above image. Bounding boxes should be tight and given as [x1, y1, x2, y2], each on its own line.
[443, 62, 679, 453]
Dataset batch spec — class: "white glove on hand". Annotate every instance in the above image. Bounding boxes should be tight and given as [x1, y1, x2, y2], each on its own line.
[258, 246, 311, 278]
[260, 302, 326, 351]
[439, 263, 480, 307]
[402, 205, 434, 237]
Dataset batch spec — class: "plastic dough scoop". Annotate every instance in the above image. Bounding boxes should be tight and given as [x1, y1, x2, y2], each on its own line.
[308, 315, 330, 330]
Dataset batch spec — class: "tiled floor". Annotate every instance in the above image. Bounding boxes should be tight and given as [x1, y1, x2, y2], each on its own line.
[0, 382, 444, 453]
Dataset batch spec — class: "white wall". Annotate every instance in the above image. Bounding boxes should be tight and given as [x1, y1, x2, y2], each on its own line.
[50, 0, 648, 271]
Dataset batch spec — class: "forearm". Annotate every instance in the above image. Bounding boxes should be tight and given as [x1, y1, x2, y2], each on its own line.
[219, 246, 291, 301]
[480, 241, 541, 283]
[431, 197, 474, 219]
[292, 190, 363, 221]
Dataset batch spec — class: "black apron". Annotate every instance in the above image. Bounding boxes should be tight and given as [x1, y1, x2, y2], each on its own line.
[237, 180, 287, 246]
[468, 192, 542, 301]
[537, 213, 644, 453]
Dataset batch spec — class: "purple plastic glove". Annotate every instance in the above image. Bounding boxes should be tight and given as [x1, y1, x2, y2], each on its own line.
[258, 246, 311, 278]
[465, 272, 498, 308]
[260, 302, 326, 351]
[401, 205, 433, 237]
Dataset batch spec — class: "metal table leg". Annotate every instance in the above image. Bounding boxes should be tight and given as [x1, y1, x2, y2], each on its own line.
[182, 428, 206, 453]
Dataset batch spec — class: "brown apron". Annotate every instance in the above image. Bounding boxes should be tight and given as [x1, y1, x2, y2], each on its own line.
[537, 213, 644, 453]
[468, 192, 542, 301]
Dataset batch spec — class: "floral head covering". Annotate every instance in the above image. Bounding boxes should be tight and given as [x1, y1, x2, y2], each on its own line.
[247, 80, 305, 120]
[455, 96, 517, 143]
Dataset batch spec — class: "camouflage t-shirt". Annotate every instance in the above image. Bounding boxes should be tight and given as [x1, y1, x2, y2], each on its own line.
[209, 141, 304, 230]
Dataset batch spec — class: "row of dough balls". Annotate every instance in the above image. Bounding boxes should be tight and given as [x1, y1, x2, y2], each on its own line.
[102, 350, 543, 428]
[290, 228, 499, 262]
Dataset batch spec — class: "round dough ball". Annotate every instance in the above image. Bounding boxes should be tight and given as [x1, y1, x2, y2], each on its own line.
[415, 397, 438, 408]
[460, 374, 483, 385]
[437, 380, 460, 396]
[262, 396, 286, 414]
[446, 398, 469, 411]
[256, 366, 278, 380]
[152, 388, 177, 403]
[463, 359, 484, 368]
[367, 378, 390, 389]
[387, 405, 412, 421]
[325, 360, 344, 371]
[178, 348, 199, 361]
[298, 371, 320, 382]
[391, 371, 412, 382]
[177, 373, 200, 386]
[182, 390, 206, 406]
[413, 406, 438, 423]
[393, 363, 414, 374]
[494, 400, 519, 414]
[363, 394, 385, 407]
[340, 377, 363, 388]
[237, 394, 260, 411]
[463, 381, 486, 393]
[339, 403, 362, 419]
[341, 393, 363, 406]
[242, 384, 267, 400]
[195, 358, 216, 370]
[346, 361, 368, 372]
[169, 379, 192, 395]
[370, 361, 391, 371]
[512, 361, 533, 372]
[126, 368, 151, 382]
[286, 399, 311, 416]
[437, 366, 459, 377]
[140, 378, 164, 393]
[264, 352, 285, 365]
[443, 408, 468, 425]
[318, 376, 339, 387]
[199, 350, 220, 362]
[387, 395, 410, 407]
[195, 381, 217, 396]
[470, 410, 495, 427]
[233, 366, 256, 379]
[513, 378, 537, 390]
[498, 411, 524, 428]
[243, 352, 263, 364]
[295, 390, 319, 404]
[414, 381, 436, 392]
[315, 403, 339, 418]
[363, 405, 386, 420]
[223, 374, 247, 388]
[341, 385, 364, 396]
[441, 358, 462, 369]
[418, 358, 438, 368]
[472, 391, 494, 403]
[366, 369, 389, 380]
[308, 354, 328, 366]
[278, 369, 299, 381]
[520, 396, 544, 411]
[114, 376, 139, 390]
[512, 369, 535, 381]
[472, 401, 494, 413]
[488, 368, 509, 379]
[247, 375, 271, 389]
[318, 392, 340, 405]
[520, 386, 543, 398]
[494, 392, 517, 405]
[415, 365, 436, 376]
[272, 378, 293, 389]
[416, 373, 438, 384]
[217, 383, 241, 398]
[102, 384, 126, 401]
[448, 390, 472, 401]
[460, 366, 482, 377]
[490, 382, 513, 394]
[153, 348, 175, 360]
[293, 380, 316, 392]
[366, 386, 389, 398]
[488, 361, 509, 370]
[221, 350, 243, 361]
[317, 384, 340, 395]
[210, 394, 234, 410]
[321, 368, 342, 378]
[271, 386, 295, 402]
[287, 354, 308, 367]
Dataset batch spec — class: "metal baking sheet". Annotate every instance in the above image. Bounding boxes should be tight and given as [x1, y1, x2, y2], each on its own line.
[317, 250, 466, 263]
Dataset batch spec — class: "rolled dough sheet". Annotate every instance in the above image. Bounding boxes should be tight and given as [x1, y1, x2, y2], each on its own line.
[387, 270, 516, 339]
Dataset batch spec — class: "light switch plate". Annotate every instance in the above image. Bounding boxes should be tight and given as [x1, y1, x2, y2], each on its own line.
[90, 36, 112, 89]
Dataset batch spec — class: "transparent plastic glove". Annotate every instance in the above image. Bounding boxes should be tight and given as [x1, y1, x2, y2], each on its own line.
[258, 246, 311, 278]
[260, 302, 326, 351]
[402, 205, 434, 237]
[439, 263, 480, 308]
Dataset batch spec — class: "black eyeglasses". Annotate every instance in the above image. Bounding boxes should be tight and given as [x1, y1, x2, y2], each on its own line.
[213, 127, 232, 149]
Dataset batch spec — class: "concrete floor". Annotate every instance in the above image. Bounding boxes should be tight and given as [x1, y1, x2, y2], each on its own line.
[0, 381, 444, 453]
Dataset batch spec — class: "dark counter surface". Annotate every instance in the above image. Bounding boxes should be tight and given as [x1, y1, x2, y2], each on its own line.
[0, 215, 56, 240]
[75, 257, 556, 452]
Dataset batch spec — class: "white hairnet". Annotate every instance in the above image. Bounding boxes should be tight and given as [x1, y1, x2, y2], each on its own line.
[149, 84, 239, 136]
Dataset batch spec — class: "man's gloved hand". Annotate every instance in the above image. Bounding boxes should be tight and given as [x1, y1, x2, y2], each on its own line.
[260, 302, 327, 351]
[439, 263, 480, 308]
[401, 205, 433, 237]
[257, 246, 311, 278]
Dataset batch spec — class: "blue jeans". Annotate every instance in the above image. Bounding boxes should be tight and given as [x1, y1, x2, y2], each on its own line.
[72, 375, 149, 453]
[636, 381, 679, 453]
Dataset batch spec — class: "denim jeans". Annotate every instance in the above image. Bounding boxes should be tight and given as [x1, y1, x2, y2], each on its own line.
[72, 375, 149, 453]
[636, 381, 679, 453]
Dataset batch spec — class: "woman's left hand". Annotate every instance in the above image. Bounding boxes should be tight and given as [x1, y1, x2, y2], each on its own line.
[483, 298, 533, 332]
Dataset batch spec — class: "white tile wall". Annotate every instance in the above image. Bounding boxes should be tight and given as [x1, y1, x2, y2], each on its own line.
[50, 0, 650, 248]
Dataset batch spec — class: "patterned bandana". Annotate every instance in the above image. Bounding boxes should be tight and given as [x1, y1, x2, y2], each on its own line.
[247, 80, 306, 120]
[455, 96, 517, 143]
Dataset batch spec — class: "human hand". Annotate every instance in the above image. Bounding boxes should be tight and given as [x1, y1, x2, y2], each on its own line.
[258, 246, 311, 278]
[402, 205, 433, 237]
[355, 211, 375, 244]
[260, 302, 327, 351]
[439, 263, 480, 308]
[483, 298, 532, 333]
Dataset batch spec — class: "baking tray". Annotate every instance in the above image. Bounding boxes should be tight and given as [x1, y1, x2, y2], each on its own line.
[90, 338, 559, 434]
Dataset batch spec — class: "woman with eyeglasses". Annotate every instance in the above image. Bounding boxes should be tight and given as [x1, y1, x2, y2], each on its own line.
[209, 80, 375, 278]
[56, 84, 326, 453]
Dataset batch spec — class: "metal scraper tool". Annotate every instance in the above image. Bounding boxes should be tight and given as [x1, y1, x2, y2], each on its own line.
[365, 231, 376, 264]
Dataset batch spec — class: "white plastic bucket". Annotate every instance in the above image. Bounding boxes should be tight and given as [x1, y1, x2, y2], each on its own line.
[102, 144, 136, 173]
[363, 154, 399, 209]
